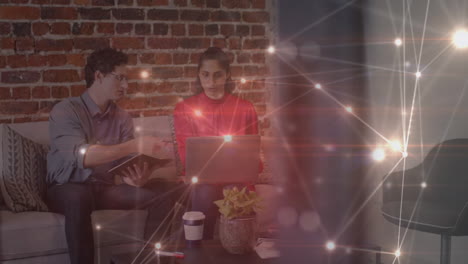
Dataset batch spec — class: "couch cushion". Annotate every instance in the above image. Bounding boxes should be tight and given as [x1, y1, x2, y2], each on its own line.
[0, 125, 48, 212]
[0, 210, 147, 261]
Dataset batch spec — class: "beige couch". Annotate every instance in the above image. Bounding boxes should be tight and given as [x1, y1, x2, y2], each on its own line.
[0, 116, 179, 264]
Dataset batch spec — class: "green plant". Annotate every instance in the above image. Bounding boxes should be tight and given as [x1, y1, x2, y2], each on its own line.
[214, 186, 262, 220]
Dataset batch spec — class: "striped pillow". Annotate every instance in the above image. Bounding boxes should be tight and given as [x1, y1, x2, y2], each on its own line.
[0, 125, 48, 212]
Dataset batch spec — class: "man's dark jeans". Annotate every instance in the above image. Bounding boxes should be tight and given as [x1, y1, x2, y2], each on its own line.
[46, 180, 177, 264]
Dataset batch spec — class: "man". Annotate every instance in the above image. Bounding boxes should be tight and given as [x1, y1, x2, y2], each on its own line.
[47, 48, 173, 264]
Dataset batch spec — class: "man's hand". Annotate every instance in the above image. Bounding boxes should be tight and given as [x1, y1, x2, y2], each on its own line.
[120, 162, 150, 187]
[131, 136, 164, 156]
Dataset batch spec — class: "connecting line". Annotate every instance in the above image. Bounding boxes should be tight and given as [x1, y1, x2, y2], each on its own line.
[334, 157, 404, 240]
[417, 0, 432, 69]
[405, 0, 421, 66]
[281, 0, 359, 44]
[420, 43, 453, 72]
[396, 155, 407, 249]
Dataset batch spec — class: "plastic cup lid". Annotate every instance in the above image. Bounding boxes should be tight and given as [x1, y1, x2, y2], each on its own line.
[183, 211, 205, 221]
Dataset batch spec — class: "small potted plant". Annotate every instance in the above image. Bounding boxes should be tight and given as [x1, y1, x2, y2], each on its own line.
[214, 186, 262, 254]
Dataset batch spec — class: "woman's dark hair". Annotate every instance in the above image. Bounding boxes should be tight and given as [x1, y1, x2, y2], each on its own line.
[84, 48, 128, 88]
[194, 47, 235, 94]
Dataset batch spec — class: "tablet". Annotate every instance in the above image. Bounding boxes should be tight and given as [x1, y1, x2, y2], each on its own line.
[108, 154, 171, 176]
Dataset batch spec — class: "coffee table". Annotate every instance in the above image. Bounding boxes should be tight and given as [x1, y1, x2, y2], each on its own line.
[110, 240, 269, 264]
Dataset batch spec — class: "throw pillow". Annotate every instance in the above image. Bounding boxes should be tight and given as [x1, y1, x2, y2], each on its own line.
[0, 124, 48, 212]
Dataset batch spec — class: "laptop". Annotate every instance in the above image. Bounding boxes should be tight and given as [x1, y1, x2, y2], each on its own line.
[185, 135, 261, 183]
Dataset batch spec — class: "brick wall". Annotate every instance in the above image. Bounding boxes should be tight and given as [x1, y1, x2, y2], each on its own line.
[0, 0, 273, 134]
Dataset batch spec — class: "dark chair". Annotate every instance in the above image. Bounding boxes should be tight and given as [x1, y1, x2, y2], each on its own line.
[382, 138, 468, 264]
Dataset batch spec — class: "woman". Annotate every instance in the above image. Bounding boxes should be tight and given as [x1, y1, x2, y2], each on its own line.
[174, 47, 260, 239]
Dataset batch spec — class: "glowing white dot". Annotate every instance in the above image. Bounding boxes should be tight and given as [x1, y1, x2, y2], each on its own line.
[224, 135, 232, 142]
[395, 249, 401, 257]
[415, 72, 421, 78]
[140, 70, 150, 79]
[453, 29, 468, 48]
[79, 147, 87, 155]
[95, 224, 101, 230]
[402, 111, 407, 116]
[299, 211, 321, 232]
[277, 207, 298, 227]
[402, 151, 408, 158]
[135, 126, 142, 132]
[194, 110, 202, 117]
[405, 61, 411, 68]
[240, 78, 247, 84]
[267, 45, 275, 54]
[372, 148, 386, 161]
[326, 241, 336, 251]
[315, 83, 322, 89]
[421, 182, 427, 188]
[345, 106, 353, 113]
[155, 242, 161, 249]
[394, 38, 402, 46]
[389, 140, 403, 152]
[323, 144, 335, 152]
[191, 176, 199, 184]
[345, 248, 352, 254]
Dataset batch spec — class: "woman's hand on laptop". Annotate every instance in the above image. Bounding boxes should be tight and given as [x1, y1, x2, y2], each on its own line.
[120, 162, 150, 187]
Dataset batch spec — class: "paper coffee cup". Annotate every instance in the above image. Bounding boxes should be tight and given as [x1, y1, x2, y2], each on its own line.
[183, 211, 205, 246]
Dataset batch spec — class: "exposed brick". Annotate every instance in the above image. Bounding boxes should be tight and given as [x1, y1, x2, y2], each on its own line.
[243, 11, 269, 23]
[112, 9, 145, 20]
[28, 55, 47, 67]
[173, 81, 190, 93]
[51, 0, 71, 4]
[7, 55, 28, 68]
[189, 24, 203, 36]
[154, 53, 172, 64]
[11, 0, 29, 4]
[112, 37, 145, 49]
[226, 51, 235, 63]
[32, 22, 49, 36]
[139, 53, 155, 64]
[36, 39, 73, 52]
[41, 7, 78, 20]
[127, 54, 138, 65]
[32, 86, 51, 99]
[15, 38, 35, 52]
[237, 53, 251, 63]
[47, 54, 67, 66]
[206, 0, 220, 8]
[1, 71, 41, 84]
[50, 23, 71, 35]
[51, 86, 70, 98]
[244, 65, 267, 76]
[13, 23, 31, 37]
[97, 23, 115, 34]
[0, 56, 5, 68]
[212, 38, 226, 48]
[12, 117, 33, 123]
[72, 23, 95, 35]
[147, 9, 179, 20]
[67, 54, 86, 66]
[118, 0, 132, 5]
[252, 79, 265, 90]
[44, 70, 80, 83]
[0, 23, 11, 35]
[0, 118, 11, 124]
[32, 0, 50, 4]
[0, 102, 38, 115]
[184, 66, 197, 78]
[79, 8, 111, 20]
[149, 95, 179, 107]
[220, 24, 234, 36]
[0, 6, 40, 20]
[74, 37, 109, 50]
[152, 67, 184, 79]
[252, 25, 265, 36]
[222, 0, 249, 8]
[1, 38, 15, 50]
[171, 24, 185, 36]
[181, 10, 209, 21]
[136, 0, 168, 6]
[180, 38, 210, 49]
[236, 25, 249, 36]
[0, 88, 11, 100]
[173, 53, 189, 64]
[252, 0, 265, 9]
[230, 65, 242, 77]
[228, 37, 242, 50]
[135, 24, 151, 35]
[252, 53, 265, 63]
[153, 82, 175, 93]
[152, 23, 168, 35]
[92, 0, 114, 5]
[147, 38, 179, 49]
[241, 91, 264, 103]
[71, 85, 86, 96]
[190, 0, 204, 7]
[12, 86, 30, 99]
[116, 23, 133, 34]
[205, 24, 218, 36]
[211, 11, 240, 22]
[243, 38, 269, 49]
[174, 0, 187, 6]
[190, 53, 201, 63]
[117, 97, 148, 110]
[75, 0, 91, 4]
